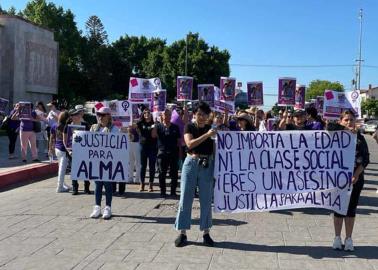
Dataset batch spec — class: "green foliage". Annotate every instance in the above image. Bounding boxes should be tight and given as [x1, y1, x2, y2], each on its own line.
[10, 1, 230, 105]
[361, 99, 378, 117]
[306, 80, 344, 100]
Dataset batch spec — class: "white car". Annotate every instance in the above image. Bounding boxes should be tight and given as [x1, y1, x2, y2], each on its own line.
[364, 120, 378, 134]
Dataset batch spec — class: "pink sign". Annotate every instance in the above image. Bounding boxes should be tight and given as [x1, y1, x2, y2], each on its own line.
[247, 82, 264, 106]
[198, 84, 215, 108]
[177, 76, 193, 101]
[220, 77, 236, 102]
[294, 85, 306, 109]
[278, 77, 296, 106]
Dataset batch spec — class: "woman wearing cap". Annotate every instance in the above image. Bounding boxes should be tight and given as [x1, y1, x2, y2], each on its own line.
[174, 101, 217, 247]
[89, 107, 119, 219]
[327, 110, 369, 251]
[64, 108, 91, 195]
[137, 108, 158, 192]
[49, 111, 71, 192]
[237, 113, 255, 131]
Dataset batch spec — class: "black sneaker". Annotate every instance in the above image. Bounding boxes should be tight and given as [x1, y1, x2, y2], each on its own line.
[22, 159, 27, 163]
[32, 159, 40, 162]
[174, 234, 187, 247]
[84, 189, 92, 195]
[72, 189, 79, 196]
[203, 234, 215, 247]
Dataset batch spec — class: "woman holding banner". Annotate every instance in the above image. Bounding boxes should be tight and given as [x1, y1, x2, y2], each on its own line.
[89, 107, 119, 220]
[328, 110, 369, 251]
[175, 101, 216, 247]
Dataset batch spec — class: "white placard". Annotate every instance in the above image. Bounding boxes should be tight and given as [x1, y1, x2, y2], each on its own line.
[71, 131, 129, 182]
[214, 131, 356, 215]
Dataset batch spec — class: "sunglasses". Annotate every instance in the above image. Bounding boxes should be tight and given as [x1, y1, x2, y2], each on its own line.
[97, 113, 108, 117]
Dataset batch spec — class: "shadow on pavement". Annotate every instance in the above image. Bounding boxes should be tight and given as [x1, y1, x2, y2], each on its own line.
[213, 242, 378, 259]
[111, 214, 248, 226]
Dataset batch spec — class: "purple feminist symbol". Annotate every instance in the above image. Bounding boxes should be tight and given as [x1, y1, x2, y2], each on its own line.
[122, 101, 129, 112]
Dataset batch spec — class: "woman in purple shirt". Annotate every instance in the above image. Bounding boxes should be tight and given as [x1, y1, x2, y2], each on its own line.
[49, 111, 71, 192]
[11, 103, 39, 162]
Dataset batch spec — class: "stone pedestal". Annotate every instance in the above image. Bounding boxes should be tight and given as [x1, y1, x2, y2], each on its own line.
[0, 15, 58, 111]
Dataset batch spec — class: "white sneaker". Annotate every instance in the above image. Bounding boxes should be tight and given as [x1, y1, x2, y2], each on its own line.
[344, 237, 354, 251]
[102, 206, 112, 219]
[56, 186, 70, 193]
[62, 183, 71, 190]
[90, 205, 101, 218]
[332, 236, 343, 250]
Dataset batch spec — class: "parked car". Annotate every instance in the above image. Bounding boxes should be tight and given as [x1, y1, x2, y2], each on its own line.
[364, 120, 378, 134]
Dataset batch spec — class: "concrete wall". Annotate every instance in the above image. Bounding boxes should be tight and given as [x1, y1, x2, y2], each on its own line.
[0, 15, 58, 110]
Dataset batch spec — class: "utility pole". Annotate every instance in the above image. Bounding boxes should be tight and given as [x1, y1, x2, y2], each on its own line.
[355, 9, 363, 91]
[185, 34, 188, 76]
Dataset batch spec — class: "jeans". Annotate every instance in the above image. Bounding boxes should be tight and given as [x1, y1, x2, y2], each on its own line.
[95, 181, 113, 207]
[157, 152, 178, 195]
[140, 145, 157, 184]
[175, 156, 214, 231]
[55, 148, 68, 188]
[7, 128, 18, 155]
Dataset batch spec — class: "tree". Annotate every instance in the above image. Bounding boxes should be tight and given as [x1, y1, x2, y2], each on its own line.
[361, 99, 378, 117]
[85, 15, 108, 46]
[306, 80, 344, 100]
[22, 0, 85, 104]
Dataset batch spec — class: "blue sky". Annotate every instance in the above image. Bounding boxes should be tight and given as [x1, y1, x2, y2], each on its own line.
[2, 0, 378, 109]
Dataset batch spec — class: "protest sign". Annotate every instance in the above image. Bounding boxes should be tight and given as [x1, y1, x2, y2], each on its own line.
[129, 77, 162, 102]
[214, 86, 221, 101]
[198, 84, 215, 108]
[177, 76, 193, 101]
[247, 82, 264, 106]
[294, 85, 306, 110]
[131, 102, 150, 123]
[220, 77, 236, 102]
[316, 96, 324, 115]
[278, 77, 296, 106]
[108, 100, 119, 116]
[19, 102, 32, 119]
[214, 131, 356, 215]
[323, 90, 361, 120]
[0, 98, 9, 114]
[66, 125, 86, 149]
[214, 100, 235, 114]
[152, 90, 167, 112]
[71, 131, 129, 182]
[266, 118, 279, 131]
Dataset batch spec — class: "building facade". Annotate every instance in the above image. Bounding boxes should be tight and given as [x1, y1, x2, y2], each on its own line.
[0, 15, 58, 112]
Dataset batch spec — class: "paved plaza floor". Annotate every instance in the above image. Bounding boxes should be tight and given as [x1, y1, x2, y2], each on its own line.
[0, 136, 377, 270]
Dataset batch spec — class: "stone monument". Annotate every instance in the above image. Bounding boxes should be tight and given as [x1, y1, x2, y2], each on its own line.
[0, 14, 58, 111]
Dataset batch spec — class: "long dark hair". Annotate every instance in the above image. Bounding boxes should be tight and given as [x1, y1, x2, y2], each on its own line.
[56, 111, 70, 139]
[36, 101, 46, 113]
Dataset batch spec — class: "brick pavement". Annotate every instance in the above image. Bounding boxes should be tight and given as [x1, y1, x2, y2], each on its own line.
[0, 136, 377, 270]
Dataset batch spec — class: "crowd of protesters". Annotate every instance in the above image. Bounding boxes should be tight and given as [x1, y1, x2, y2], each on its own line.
[0, 100, 371, 252]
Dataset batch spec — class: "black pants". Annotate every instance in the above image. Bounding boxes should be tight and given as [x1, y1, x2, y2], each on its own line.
[140, 146, 157, 184]
[112, 182, 126, 194]
[67, 152, 90, 191]
[334, 175, 364, 218]
[157, 152, 178, 195]
[7, 128, 18, 155]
